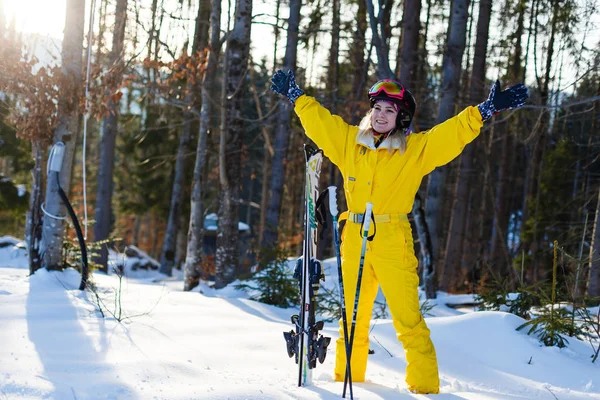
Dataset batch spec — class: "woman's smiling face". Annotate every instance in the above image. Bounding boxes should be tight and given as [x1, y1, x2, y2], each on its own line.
[371, 100, 398, 134]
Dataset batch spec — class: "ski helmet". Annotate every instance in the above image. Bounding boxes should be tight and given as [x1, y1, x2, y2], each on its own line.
[368, 79, 416, 130]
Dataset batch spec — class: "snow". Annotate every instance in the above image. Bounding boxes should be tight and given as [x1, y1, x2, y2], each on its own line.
[1, 239, 599, 399]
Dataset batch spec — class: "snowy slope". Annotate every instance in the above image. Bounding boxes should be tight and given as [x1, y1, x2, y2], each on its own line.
[0, 241, 599, 400]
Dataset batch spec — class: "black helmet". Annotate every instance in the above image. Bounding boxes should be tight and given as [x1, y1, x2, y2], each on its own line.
[368, 79, 417, 129]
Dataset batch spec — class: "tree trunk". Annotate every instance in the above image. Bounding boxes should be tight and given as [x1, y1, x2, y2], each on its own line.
[489, 0, 526, 286]
[398, 0, 421, 89]
[261, 0, 302, 253]
[467, 123, 496, 285]
[316, 0, 340, 260]
[424, 0, 470, 291]
[521, 0, 557, 281]
[195, 0, 211, 52]
[348, 0, 367, 125]
[365, 0, 394, 79]
[441, 0, 490, 292]
[413, 194, 436, 298]
[159, 2, 209, 276]
[158, 99, 192, 276]
[588, 189, 600, 297]
[132, 214, 141, 247]
[184, 0, 222, 290]
[41, 0, 84, 270]
[0, 0, 5, 39]
[586, 83, 600, 297]
[214, 0, 253, 288]
[27, 141, 44, 274]
[175, 211, 188, 270]
[147, 0, 159, 97]
[95, 0, 108, 66]
[94, 0, 128, 273]
[257, 0, 281, 249]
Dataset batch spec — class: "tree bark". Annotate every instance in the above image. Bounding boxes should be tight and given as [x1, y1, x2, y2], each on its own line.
[489, 0, 526, 286]
[160, 4, 207, 276]
[441, 0, 490, 292]
[413, 194, 436, 298]
[195, 0, 211, 52]
[521, 0, 558, 281]
[27, 141, 44, 274]
[424, 0, 470, 291]
[316, 0, 341, 260]
[185, 0, 221, 290]
[0, 0, 5, 39]
[348, 0, 367, 125]
[214, 0, 253, 288]
[132, 214, 141, 247]
[261, 0, 302, 253]
[96, 0, 108, 66]
[94, 0, 128, 273]
[257, 0, 281, 249]
[398, 0, 421, 89]
[365, 0, 394, 79]
[588, 189, 600, 297]
[41, 0, 84, 270]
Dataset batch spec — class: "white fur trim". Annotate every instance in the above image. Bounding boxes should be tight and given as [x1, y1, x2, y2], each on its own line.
[355, 129, 402, 150]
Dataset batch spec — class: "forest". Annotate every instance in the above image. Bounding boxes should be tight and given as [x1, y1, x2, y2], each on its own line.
[0, 0, 599, 304]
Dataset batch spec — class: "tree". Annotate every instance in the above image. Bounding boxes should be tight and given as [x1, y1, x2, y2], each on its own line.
[488, 0, 527, 286]
[398, 0, 421, 89]
[442, 0, 492, 292]
[185, 0, 222, 291]
[316, 0, 341, 260]
[424, 0, 470, 291]
[347, 0, 368, 125]
[261, 0, 302, 253]
[215, 0, 253, 288]
[94, 0, 128, 272]
[365, 0, 394, 79]
[366, 0, 396, 79]
[0, 0, 4, 40]
[41, 0, 84, 271]
[587, 76, 600, 297]
[159, 2, 210, 277]
[521, 0, 572, 281]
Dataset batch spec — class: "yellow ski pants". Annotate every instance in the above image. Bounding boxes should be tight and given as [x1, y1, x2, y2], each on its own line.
[334, 219, 440, 394]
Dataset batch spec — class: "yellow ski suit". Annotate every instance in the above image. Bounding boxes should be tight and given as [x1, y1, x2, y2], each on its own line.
[294, 95, 483, 394]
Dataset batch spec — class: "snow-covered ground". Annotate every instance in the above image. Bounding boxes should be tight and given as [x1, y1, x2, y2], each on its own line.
[1, 237, 599, 399]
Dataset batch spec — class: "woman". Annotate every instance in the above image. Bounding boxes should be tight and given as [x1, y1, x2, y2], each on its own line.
[270, 70, 528, 394]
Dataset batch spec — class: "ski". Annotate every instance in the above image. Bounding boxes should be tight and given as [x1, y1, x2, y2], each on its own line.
[283, 145, 330, 387]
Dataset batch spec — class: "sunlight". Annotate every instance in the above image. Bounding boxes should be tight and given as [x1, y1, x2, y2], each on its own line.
[3, 0, 66, 39]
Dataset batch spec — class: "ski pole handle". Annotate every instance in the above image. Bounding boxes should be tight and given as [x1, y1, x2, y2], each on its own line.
[328, 186, 338, 217]
[48, 142, 65, 174]
[362, 202, 374, 236]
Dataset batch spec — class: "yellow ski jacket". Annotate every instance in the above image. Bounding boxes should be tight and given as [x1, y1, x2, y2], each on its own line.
[294, 95, 484, 215]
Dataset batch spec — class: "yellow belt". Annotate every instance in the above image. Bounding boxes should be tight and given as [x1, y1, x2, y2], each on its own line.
[340, 211, 408, 224]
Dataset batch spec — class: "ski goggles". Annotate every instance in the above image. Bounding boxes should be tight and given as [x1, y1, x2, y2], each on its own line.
[368, 80, 406, 100]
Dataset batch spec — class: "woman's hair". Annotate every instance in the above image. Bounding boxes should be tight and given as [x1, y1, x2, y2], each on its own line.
[356, 109, 407, 154]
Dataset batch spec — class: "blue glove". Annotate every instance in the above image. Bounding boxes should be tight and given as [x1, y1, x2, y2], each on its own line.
[270, 69, 305, 104]
[478, 80, 529, 121]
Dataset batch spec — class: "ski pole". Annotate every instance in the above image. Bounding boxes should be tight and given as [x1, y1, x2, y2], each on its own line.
[328, 186, 353, 400]
[343, 202, 373, 398]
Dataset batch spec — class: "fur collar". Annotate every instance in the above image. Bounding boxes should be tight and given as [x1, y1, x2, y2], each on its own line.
[355, 129, 402, 150]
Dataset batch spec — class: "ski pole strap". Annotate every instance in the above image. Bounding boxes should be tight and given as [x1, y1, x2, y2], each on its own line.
[359, 212, 376, 241]
[315, 189, 330, 239]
